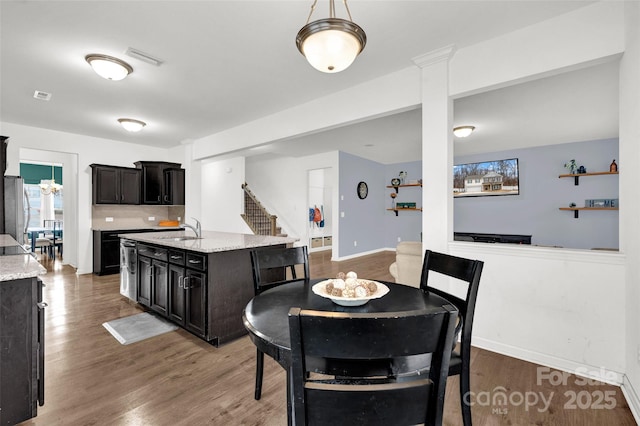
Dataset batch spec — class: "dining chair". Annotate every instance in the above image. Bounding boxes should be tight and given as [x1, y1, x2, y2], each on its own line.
[288, 306, 458, 426]
[43, 220, 63, 259]
[250, 245, 309, 400]
[420, 250, 484, 426]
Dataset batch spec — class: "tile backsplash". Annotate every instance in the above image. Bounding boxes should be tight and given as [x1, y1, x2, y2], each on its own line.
[92, 205, 185, 230]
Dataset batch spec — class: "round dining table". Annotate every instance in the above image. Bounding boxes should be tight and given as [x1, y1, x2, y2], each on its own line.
[242, 278, 456, 425]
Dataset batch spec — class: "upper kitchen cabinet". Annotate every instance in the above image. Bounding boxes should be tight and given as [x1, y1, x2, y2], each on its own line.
[91, 164, 141, 205]
[135, 161, 185, 205]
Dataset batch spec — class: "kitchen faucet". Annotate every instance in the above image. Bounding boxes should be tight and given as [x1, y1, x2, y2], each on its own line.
[180, 217, 201, 238]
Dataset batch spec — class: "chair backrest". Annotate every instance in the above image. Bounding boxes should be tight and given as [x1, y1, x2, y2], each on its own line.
[420, 250, 484, 353]
[250, 246, 309, 295]
[289, 306, 457, 426]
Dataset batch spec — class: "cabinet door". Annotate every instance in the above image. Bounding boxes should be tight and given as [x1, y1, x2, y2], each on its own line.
[150, 260, 168, 316]
[185, 269, 206, 338]
[137, 256, 152, 307]
[93, 166, 119, 204]
[120, 168, 141, 205]
[168, 264, 186, 325]
[102, 237, 121, 275]
[140, 163, 163, 204]
[163, 168, 185, 205]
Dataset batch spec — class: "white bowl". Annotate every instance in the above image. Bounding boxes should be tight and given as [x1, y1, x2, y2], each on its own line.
[312, 280, 390, 306]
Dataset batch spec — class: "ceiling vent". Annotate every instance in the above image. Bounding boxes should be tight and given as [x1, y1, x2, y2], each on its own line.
[33, 90, 52, 101]
[125, 47, 163, 66]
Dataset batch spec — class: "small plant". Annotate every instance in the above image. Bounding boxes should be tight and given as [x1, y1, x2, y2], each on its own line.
[564, 159, 577, 174]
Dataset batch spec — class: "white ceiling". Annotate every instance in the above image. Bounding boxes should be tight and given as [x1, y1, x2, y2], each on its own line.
[0, 1, 618, 164]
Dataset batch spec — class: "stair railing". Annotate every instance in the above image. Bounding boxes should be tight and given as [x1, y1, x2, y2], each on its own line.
[242, 183, 278, 236]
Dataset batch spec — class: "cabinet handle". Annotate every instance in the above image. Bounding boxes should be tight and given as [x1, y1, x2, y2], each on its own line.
[154, 252, 164, 257]
[188, 259, 201, 265]
[157, 195, 161, 202]
[170, 255, 181, 260]
[178, 276, 184, 289]
[37, 302, 48, 310]
[183, 277, 190, 290]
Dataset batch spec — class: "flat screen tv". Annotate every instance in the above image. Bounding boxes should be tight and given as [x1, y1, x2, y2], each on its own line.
[453, 158, 519, 198]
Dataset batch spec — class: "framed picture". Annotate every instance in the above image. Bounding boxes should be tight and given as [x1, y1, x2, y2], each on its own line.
[453, 158, 520, 198]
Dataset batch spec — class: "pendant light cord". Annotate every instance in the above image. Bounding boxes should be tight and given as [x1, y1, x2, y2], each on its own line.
[305, 0, 354, 24]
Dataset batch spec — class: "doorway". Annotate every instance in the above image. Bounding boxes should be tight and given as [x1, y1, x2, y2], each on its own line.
[307, 168, 333, 252]
[20, 148, 78, 268]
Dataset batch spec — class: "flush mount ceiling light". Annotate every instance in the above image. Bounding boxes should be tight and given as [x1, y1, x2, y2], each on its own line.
[118, 118, 146, 132]
[453, 126, 476, 138]
[296, 0, 366, 73]
[85, 54, 133, 81]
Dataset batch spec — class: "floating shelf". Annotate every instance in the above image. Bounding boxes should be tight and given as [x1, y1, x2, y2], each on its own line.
[558, 171, 618, 185]
[387, 207, 422, 216]
[559, 207, 619, 218]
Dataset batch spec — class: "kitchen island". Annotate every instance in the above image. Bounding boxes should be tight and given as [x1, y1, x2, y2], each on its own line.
[121, 230, 298, 346]
[0, 235, 47, 425]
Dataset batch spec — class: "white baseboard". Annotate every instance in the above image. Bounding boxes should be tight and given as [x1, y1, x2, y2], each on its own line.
[622, 375, 640, 424]
[473, 336, 624, 386]
[333, 247, 394, 261]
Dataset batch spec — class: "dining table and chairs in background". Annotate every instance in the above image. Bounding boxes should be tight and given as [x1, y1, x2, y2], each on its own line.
[26, 219, 63, 259]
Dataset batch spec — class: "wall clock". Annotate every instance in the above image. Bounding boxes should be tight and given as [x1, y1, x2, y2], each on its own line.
[357, 181, 368, 199]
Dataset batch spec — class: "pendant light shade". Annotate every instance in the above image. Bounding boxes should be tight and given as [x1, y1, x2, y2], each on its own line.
[296, 1, 366, 73]
[118, 118, 146, 132]
[85, 54, 133, 81]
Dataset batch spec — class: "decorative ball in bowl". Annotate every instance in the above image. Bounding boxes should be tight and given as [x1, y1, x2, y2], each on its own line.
[312, 271, 389, 306]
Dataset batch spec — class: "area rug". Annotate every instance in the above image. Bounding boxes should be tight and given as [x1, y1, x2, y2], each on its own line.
[102, 312, 178, 345]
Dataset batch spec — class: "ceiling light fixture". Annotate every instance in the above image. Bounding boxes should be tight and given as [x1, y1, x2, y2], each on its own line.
[296, 0, 366, 73]
[453, 126, 476, 138]
[118, 118, 146, 132]
[85, 54, 133, 81]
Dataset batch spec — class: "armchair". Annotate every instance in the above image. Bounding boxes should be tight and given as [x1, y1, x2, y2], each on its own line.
[389, 241, 422, 287]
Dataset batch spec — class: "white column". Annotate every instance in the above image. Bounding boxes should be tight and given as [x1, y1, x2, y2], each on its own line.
[413, 46, 455, 254]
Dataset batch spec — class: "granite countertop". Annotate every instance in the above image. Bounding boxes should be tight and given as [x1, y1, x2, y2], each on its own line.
[92, 225, 183, 231]
[0, 235, 47, 282]
[120, 230, 299, 253]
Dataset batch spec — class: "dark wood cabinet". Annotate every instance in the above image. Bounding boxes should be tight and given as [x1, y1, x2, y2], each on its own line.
[134, 161, 184, 205]
[93, 231, 122, 275]
[167, 250, 206, 338]
[164, 168, 185, 205]
[91, 164, 141, 205]
[137, 244, 168, 313]
[137, 255, 152, 307]
[0, 276, 45, 425]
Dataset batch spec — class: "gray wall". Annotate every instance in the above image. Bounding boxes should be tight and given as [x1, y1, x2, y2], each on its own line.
[454, 138, 619, 249]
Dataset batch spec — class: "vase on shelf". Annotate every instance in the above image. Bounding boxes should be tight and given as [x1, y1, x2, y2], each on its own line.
[610, 159, 618, 172]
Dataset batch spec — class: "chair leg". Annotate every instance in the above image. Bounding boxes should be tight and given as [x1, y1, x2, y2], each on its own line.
[460, 366, 472, 426]
[255, 348, 264, 400]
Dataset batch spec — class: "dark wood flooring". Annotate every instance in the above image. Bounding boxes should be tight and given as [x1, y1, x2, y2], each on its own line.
[18, 250, 635, 425]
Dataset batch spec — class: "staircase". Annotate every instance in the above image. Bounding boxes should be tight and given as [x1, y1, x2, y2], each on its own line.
[241, 183, 286, 237]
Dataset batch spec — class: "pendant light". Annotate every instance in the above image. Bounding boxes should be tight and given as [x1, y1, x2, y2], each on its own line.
[296, 0, 366, 73]
[85, 54, 133, 81]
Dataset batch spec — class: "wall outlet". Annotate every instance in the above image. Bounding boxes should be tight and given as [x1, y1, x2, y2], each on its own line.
[341, 212, 345, 218]
[354, 240, 357, 247]
[148, 216, 155, 221]
[397, 237, 402, 242]
[105, 217, 114, 222]
[177, 216, 181, 222]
